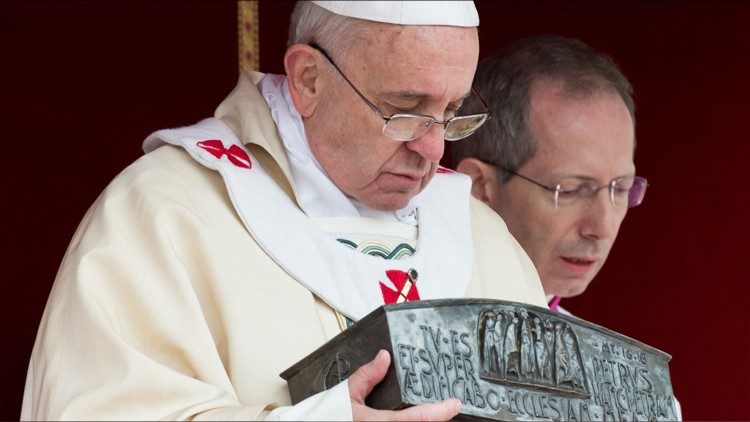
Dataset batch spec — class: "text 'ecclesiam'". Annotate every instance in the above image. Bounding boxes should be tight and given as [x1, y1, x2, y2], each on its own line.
[391, 304, 676, 421]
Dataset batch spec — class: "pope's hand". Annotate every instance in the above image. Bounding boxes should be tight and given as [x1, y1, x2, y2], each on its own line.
[348, 349, 462, 421]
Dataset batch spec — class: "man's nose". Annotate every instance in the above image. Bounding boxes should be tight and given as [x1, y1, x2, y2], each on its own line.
[404, 123, 445, 162]
[579, 190, 623, 241]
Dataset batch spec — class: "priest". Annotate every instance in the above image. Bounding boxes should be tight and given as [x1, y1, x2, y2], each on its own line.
[22, 2, 547, 420]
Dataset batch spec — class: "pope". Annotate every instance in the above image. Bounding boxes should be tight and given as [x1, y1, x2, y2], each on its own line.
[21, 2, 547, 420]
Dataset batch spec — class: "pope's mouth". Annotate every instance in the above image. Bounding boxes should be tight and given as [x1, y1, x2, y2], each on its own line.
[391, 171, 424, 180]
[386, 172, 424, 188]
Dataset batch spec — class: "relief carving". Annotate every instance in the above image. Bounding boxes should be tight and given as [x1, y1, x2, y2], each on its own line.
[479, 307, 589, 397]
[315, 354, 351, 391]
[283, 299, 676, 421]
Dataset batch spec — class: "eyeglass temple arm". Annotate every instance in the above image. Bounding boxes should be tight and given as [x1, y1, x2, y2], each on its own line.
[500, 167, 558, 192]
[311, 43, 491, 124]
[472, 88, 492, 118]
[308, 43, 390, 121]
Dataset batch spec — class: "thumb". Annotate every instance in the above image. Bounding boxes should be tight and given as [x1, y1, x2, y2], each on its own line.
[347, 349, 391, 404]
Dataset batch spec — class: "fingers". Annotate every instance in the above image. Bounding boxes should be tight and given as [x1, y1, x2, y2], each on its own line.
[348, 351, 463, 421]
[347, 349, 391, 404]
[391, 398, 462, 421]
[353, 398, 462, 422]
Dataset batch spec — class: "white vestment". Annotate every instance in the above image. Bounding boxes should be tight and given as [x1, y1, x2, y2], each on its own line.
[21, 71, 546, 420]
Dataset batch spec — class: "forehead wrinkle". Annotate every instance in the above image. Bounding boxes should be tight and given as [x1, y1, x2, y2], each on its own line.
[379, 88, 472, 105]
[381, 90, 429, 100]
[341, 25, 477, 118]
[529, 89, 635, 175]
[552, 173, 637, 182]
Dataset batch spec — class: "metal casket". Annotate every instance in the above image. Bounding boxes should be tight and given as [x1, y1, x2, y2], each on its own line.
[281, 299, 677, 421]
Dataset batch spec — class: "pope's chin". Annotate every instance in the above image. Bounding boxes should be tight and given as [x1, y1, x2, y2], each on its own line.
[365, 190, 420, 212]
[363, 174, 429, 211]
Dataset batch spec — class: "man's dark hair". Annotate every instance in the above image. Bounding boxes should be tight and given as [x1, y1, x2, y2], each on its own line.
[452, 35, 634, 181]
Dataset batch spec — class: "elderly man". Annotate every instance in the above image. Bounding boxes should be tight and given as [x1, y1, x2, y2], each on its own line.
[454, 35, 647, 312]
[22, 2, 546, 420]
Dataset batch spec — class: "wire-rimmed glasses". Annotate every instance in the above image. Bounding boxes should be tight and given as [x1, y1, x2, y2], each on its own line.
[500, 167, 648, 209]
[309, 42, 492, 142]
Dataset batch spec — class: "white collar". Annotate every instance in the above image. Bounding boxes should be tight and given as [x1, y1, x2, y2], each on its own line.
[257, 74, 422, 226]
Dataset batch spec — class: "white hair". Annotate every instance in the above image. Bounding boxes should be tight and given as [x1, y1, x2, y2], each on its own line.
[288, 1, 377, 63]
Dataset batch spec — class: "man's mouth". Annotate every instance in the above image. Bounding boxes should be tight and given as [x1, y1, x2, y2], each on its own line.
[562, 257, 594, 265]
[560, 256, 597, 276]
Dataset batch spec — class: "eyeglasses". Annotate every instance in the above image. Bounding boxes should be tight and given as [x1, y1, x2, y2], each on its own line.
[309, 43, 492, 142]
[500, 167, 648, 209]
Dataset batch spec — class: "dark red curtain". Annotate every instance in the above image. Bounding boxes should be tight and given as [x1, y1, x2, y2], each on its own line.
[1, 1, 747, 419]
[0, 1, 238, 418]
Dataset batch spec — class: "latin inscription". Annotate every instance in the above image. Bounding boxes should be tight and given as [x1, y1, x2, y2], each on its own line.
[589, 346, 676, 421]
[393, 307, 676, 421]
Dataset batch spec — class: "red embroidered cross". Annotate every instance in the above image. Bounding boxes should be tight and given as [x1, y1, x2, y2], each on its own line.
[197, 140, 252, 169]
[379, 269, 420, 304]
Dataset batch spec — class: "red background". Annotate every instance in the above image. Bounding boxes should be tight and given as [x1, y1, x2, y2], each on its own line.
[1, 1, 748, 419]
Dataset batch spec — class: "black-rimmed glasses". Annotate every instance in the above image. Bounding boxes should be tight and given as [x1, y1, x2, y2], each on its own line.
[500, 167, 648, 209]
[309, 42, 492, 142]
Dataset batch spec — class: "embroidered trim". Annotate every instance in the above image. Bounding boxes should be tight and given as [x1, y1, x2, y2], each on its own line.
[379, 269, 420, 304]
[197, 140, 252, 169]
[336, 239, 416, 260]
[335, 311, 356, 331]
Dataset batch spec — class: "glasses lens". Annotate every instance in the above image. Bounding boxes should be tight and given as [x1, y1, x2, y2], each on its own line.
[383, 115, 433, 141]
[627, 176, 648, 208]
[444, 114, 489, 141]
[554, 179, 593, 207]
[609, 177, 634, 206]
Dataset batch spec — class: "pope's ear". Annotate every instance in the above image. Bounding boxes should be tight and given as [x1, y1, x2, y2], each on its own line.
[455, 157, 498, 206]
[284, 44, 321, 117]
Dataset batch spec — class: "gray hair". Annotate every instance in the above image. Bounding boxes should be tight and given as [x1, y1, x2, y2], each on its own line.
[288, 1, 375, 63]
[451, 35, 635, 182]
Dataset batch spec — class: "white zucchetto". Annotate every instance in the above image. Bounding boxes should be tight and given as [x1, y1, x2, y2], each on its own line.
[311, 1, 479, 27]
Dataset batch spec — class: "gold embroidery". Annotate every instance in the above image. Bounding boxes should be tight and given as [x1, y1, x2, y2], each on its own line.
[335, 310, 356, 332]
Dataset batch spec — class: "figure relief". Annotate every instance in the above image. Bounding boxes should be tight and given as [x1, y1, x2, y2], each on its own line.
[533, 317, 552, 381]
[554, 322, 571, 385]
[519, 309, 536, 380]
[503, 312, 520, 378]
[478, 306, 589, 397]
[479, 310, 503, 375]
[563, 325, 586, 389]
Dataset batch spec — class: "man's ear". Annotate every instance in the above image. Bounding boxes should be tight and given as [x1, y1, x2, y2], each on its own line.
[284, 44, 321, 117]
[455, 157, 501, 206]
